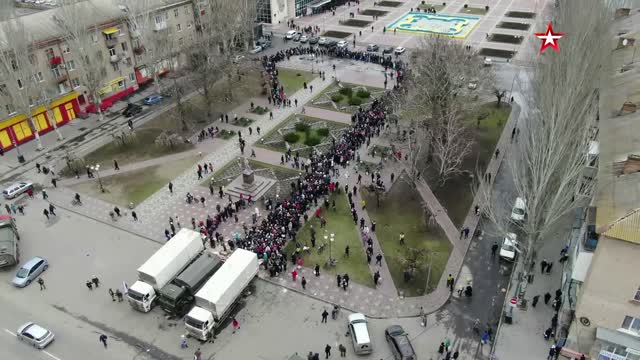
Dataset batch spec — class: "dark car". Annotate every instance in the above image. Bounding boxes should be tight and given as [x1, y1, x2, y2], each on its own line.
[383, 46, 394, 54]
[385, 325, 416, 360]
[366, 44, 379, 52]
[123, 103, 142, 117]
[308, 37, 319, 45]
[257, 39, 271, 49]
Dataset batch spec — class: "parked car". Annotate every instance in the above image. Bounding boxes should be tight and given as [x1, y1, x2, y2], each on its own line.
[348, 313, 373, 355]
[318, 37, 328, 45]
[285, 30, 297, 39]
[500, 233, 518, 261]
[292, 33, 301, 42]
[17, 322, 55, 349]
[394, 46, 406, 54]
[309, 37, 319, 44]
[366, 44, 379, 52]
[143, 95, 163, 105]
[256, 39, 271, 49]
[12, 256, 48, 288]
[484, 57, 493, 66]
[385, 325, 417, 360]
[337, 40, 348, 48]
[122, 103, 142, 117]
[3, 181, 33, 199]
[249, 45, 263, 54]
[299, 35, 308, 43]
[510, 197, 527, 221]
[383, 46, 394, 54]
[327, 40, 338, 48]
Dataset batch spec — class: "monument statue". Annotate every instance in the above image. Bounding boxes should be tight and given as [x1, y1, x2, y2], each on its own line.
[242, 157, 255, 185]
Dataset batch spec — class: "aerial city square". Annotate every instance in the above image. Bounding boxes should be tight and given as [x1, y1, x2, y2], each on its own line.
[0, 0, 638, 360]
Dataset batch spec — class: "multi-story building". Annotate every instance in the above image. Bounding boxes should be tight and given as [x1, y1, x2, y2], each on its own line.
[0, 0, 203, 152]
[561, 6, 640, 360]
[256, 0, 337, 24]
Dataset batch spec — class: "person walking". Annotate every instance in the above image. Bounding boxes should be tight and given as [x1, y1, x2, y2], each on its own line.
[375, 253, 383, 266]
[92, 275, 100, 288]
[180, 335, 188, 349]
[301, 277, 307, 290]
[168, 182, 173, 193]
[321, 309, 329, 323]
[132, 211, 138, 221]
[491, 242, 499, 256]
[43, 208, 49, 220]
[338, 344, 346, 357]
[314, 264, 320, 277]
[86, 280, 93, 290]
[532, 295, 540, 307]
[51, 178, 57, 188]
[373, 271, 380, 286]
[42, 189, 48, 200]
[99, 334, 108, 348]
[544, 292, 552, 305]
[292, 268, 298, 281]
[49, 204, 56, 216]
[344, 245, 350, 257]
[336, 274, 342, 287]
[113, 159, 119, 170]
[324, 344, 331, 359]
[541, 259, 548, 273]
[38, 278, 46, 290]
[108, 288, 116, 301]
[115, 289, 123, 302]
[232, 318, 240, 333]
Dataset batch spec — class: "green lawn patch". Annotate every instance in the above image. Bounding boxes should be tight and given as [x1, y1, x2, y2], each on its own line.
[429, 102, 511, 227]
[277, 68, 316, 95]
[339, 19, 372, 28]
[360, 9, 389, 17]
[284, 193, 374, 287]
[252, 105, 270, 115]
[417, 3, 446, 12]
[216, 129, 237, 140]
[321, 30, 352, 39]
[377, 1, 403, 7]
[459, 5, 488, 15]
[311, 82, 383, 113]
[232, 117, 255, 127]
[363, 178, 451, 296]
[505, 11, 535, 19]
[70, 155, 199, 207]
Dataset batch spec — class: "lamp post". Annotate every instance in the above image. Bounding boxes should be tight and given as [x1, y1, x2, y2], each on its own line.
[327, 232, 336, 265]
[90, 164, 105, 193]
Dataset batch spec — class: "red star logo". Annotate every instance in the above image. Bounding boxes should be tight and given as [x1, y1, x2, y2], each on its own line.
[535, 22, 564, 53]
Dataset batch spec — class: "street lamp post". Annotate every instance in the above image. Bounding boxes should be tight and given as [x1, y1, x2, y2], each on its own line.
[90, 164, 105, 193]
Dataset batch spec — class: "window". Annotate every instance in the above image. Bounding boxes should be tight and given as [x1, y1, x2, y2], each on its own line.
[155, 15, 165, 24]
[67, 60, 75, 71]
[33, 72, 44, 82]
[52, 67, 61, 78]
[28, 54, 37, 65]
[125, 57, 132, 66]
[45, 48, 54, 59]
[121, 42, 128, 52]
[62, 45, 70, 54]
[17, 78, 23, 89]
[177, 24, 182, 32]
[174, 8, 179, 17]
[108, 47, 117, 56]
[621, 316, 640, 334]
[29, 97, 34, 106]
[178, 37, 184, 46]
[71, 78, 80, 88]
[187, 21, 192, 29]
[117, 24, 124, 35]
[128, 73, 135, 82]
[118, 80, 125, 89]
[6, 104, 15, 115]
[184, 5, 190, 14]
[100, 67, 107, 78]
[10, 59, 18, 71]
[634, 287, 640, 302]
[91, 33, 98, 43]
[112, 62, 119, 71]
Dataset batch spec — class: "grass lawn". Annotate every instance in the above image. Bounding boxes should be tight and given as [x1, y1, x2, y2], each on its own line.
[459, 6, 488, 15]
[363, 178, 451, 296]
[277, 68, 316, 95]
[70, 155, 199, 207]
[257, 114, 348, 155]
[417, 3, 445, 11]
[284, 193, 374, 287]
[360, 9, 389, 16]
[497, 22, 531, 31]
[232, 117, 255, 127]
[429, 102, 511, 227]
[321, 30, 352, 39]
[339, 19, 372, 28]
[216, 129, 237, 140]
[311, 82, 382, 113]
[376, 1, 403, 7]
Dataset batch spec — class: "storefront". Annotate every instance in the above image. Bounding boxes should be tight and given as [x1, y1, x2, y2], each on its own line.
[84, 76, 136, 113]
[0, 92, 79, 151]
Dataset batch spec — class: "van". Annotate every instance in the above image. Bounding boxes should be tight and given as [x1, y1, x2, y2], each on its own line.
[510, 197, 526, 221]
[348, 313, 373, 354]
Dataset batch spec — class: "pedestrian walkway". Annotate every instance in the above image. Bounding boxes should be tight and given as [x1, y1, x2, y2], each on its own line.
[303, 107, 352, 124]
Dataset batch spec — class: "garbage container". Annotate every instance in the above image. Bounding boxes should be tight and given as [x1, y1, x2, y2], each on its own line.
[17, 154, 25, 163]
[504, 305, 514, 324]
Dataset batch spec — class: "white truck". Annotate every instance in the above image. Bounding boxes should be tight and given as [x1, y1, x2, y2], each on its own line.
[185, 248, 259, 340]
[127, 229, 204, 312]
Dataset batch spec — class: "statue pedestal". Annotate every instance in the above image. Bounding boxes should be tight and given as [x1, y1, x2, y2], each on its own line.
[225, 173, 276, 201]
[243, 170, 255, 185]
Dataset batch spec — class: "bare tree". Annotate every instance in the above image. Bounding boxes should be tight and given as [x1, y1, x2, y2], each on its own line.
[477, 0, 612, 298]
[493, 88, 506, 107]
[35, 80, 65, 141]
[53, 0, 108, 121]
[429, 110, 473, 184]
[0, 18, 45, 150]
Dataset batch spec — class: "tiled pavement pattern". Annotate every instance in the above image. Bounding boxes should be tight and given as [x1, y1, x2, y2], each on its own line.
[48, 59, 520, 318]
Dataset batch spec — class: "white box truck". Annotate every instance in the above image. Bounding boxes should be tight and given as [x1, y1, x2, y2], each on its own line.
[127, 229, 203, 312]
[185, 248, 258, 340]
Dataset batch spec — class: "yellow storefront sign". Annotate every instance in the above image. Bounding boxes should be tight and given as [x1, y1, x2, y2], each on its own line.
[98, 76, 126, 96]
[102, 26, 119, 35]
[0, 92, 79, 131]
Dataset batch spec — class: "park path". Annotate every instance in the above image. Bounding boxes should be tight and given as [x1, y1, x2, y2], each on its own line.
[304, 107, 352, 124]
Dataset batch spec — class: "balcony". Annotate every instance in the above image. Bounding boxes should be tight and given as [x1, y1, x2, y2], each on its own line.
[110, 54, 121, 63]
[133, 45, 145, 55]
[154, 21, 167, 31]
[105, 37, 118, 47]
[49, 56, 62, 67]
[56, 73, 68, 83]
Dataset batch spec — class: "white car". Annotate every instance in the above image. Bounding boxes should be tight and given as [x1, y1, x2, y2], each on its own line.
[318, 37, 328, 45]
[510, 197, 527, 221]
[249, 45, 263, 54]
[484, 57, 493, 66]
[285, 30, 297, 39]
[500, 233, 518, 261]
[337, 40, 348, 48]
[17, 322, 55, 349]
[300, 35, 308, 43]
[394, 46, 406, 54]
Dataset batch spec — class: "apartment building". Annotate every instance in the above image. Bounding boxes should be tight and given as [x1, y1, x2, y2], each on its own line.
[0, 0, 202, 152]
[561, 7, 640, 360]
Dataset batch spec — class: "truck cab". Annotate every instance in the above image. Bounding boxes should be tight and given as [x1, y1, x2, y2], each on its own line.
[158, 283, 190, 316]
[127, 281, 156, 312]
[0, 215, 20, 269]
[185, 307, 215, 340]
